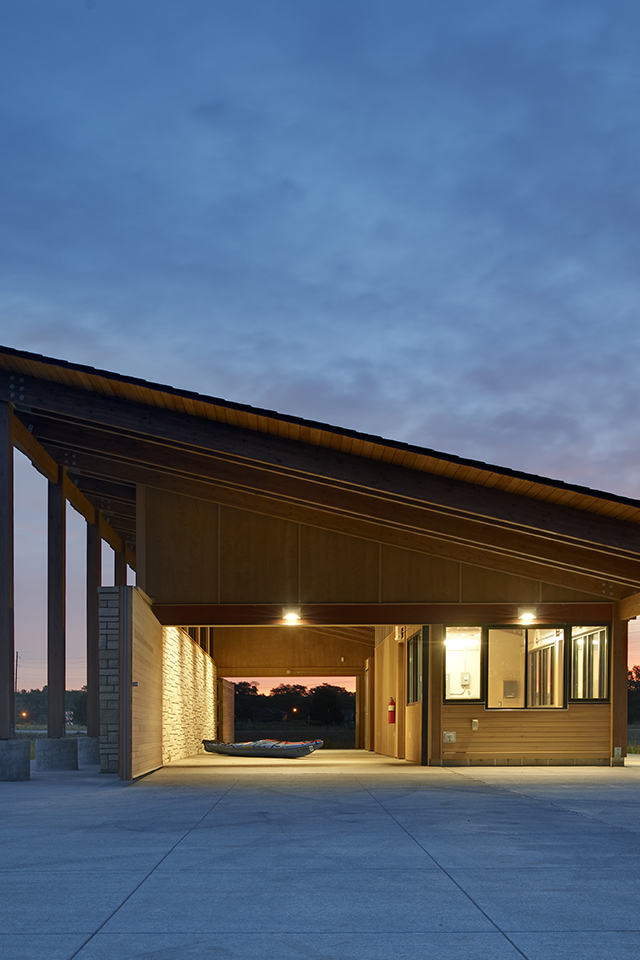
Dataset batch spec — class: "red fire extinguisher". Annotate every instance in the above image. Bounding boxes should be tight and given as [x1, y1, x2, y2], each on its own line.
[388, 697, 396, 724]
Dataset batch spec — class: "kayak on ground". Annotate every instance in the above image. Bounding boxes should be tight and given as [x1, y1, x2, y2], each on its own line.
[203, 738, 323, 759]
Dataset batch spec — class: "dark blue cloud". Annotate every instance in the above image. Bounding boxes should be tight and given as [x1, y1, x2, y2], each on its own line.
[2, 0, 640, 495]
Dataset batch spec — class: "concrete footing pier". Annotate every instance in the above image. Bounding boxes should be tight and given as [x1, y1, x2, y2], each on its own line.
[0, 739, 30, 780]
[35, 737, 78, 771]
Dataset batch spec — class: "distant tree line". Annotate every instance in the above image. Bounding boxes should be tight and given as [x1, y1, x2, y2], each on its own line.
[15, 688, 87, 726]
[629, 666, 640, 725]
[235, 682, 355, 726]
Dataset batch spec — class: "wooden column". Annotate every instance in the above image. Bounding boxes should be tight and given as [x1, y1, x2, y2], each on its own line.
[86, 519, 101, 738]
[114, 549, 127, 587]
[428, 624, 444, 764]
[611, 614, 628, 762]
[0, 404, 14, 740]
[47, 474, 66, 738]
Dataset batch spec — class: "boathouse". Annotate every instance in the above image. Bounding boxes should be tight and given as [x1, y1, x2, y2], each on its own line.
[1, 345, 639, 779]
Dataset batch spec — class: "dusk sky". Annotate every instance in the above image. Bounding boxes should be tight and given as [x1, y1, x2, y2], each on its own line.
[3, 1, 639, 685]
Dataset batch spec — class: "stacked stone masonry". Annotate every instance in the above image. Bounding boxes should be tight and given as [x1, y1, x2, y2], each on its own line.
[162, 626, 216, 764]
[98, 587, 217, 776]
[98, 587, 121, 773]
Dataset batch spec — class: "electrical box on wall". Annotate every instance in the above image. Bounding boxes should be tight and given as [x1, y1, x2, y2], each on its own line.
[442, 731, 456, 743]
[461, 673, 470, 687]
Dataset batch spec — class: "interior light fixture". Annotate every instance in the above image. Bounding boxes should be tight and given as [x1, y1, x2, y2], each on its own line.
[518, 607, 536, 623]
[282, 606, 301, 623]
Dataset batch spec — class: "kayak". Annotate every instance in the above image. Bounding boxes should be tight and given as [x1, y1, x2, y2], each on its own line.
[203, 738, 323, 759]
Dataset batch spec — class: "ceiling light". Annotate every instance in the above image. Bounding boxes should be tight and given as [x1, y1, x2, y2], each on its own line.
[282, 606, 301, 623]
[518, 607, 536, 623]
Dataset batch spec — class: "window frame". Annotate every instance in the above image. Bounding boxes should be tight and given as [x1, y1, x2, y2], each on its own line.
[406, 627, 423, 705]
[442, 623, 611, 709]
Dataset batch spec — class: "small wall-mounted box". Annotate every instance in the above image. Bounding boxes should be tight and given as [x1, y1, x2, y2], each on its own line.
[471, 719, 479, 731]
[442, 731, 456, 743]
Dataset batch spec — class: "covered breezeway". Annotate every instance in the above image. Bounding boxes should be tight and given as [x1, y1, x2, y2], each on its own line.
[2, 345, 640, 780]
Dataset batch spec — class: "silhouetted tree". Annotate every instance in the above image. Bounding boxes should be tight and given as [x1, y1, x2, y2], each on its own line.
[308, 683, 354, 726]
[269, 684, 309, 720]
[234, 681, 266, 721]
[629, 666, 640, 724]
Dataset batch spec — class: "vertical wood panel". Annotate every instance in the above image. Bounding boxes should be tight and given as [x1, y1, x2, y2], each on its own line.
[144, 488, 219, 603]
[300, 528, 378, 602]
[130, 590, 163, 778]
[220, 507, 298, 603]
[47, 476, 66, 738]
[0, 404, 14, 739]
[381, 546, 459, 602]
[611, 615, 628, 760]
[86, 520, 101, 738]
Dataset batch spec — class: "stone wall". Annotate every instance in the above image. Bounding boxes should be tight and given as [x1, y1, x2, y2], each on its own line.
[162, 626, 217, 763]
[98, 586, 121, 773]
[98, 587, 218, 776]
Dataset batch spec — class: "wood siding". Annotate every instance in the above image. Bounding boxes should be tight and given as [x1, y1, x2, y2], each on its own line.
[140, 487, 605, 609]
[211, 625, 371, 677]
[130, 590, 164, 779]
[438, 702, 611, 763]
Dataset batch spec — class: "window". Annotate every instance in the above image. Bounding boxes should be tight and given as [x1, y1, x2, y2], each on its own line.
[487, 628, 526, 707]
[406, 629, 422, 704]
[444, 627, 481, 700]
[444, 623, 609, 708]
[527, 628, 564, 708]
[571, 627, 608, 699]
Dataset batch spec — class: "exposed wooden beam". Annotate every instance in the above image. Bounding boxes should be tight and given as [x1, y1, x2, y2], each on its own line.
[39, 439, 640, 591]
[16, 393, 640, 552]
[10, 411, 136, 565]
[215, 665, 367, 678]
[47, 447, 629, 597]
[98, 512, 122, 554]
[11, 411, 58, 483]
[62, 472, 96, 525]
[70, 475, 136, 504]
[619, 593, 640, 620]
[153, 601, 614, 627]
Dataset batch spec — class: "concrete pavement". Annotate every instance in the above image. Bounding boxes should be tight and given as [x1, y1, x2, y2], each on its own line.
[1, 750, 639, 959]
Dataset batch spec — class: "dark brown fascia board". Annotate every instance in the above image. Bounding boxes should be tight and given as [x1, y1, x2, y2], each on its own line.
[18, 402, 640, 560]
[153, 601, 614, 627]
[3, 363, 640, 519]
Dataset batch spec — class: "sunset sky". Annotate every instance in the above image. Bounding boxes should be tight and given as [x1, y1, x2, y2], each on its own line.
[3, 1, 640, 685]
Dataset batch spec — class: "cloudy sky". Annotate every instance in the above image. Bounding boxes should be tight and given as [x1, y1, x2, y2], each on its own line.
[3, 1, 639, 684]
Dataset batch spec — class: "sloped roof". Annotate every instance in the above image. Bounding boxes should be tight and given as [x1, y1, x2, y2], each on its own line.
[2, 343, 639, 526]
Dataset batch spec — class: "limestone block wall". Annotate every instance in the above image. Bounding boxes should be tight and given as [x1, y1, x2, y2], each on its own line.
[98, 586, 121, 773]
[98, 588, 218, 777]
[162, 627, 217, 764]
